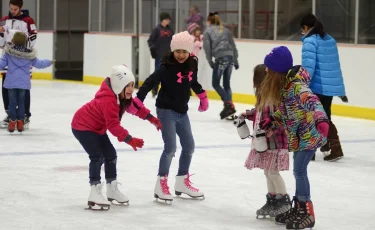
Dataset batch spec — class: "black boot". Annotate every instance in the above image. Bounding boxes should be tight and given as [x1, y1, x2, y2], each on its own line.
[275, 196, 299, 225]
[286, 201, 315, 229]
[220, 101, 236, 120]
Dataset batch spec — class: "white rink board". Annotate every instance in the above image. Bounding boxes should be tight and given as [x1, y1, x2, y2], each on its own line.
[85, 33, 375, 109]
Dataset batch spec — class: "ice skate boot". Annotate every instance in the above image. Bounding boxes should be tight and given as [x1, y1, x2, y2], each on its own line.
[256, 193, 275, 219]
[107, 180, 129, 205]
[23, 116, 30, 129]
[269, 194, 291, 218]
[275, 196, 299, 225]
[220, 101, 236, 120]
[174, 174, 204, 199]
[286, 201, 315, 229]
[0, 111, 9, 128]
[16, 120, 24, 132]
[154, 175, 173, 204]
[7, 120, 16, 133]
[319, 143, 330, 157]
[85, 183, 111, 211]
[324, 122, 343, 162]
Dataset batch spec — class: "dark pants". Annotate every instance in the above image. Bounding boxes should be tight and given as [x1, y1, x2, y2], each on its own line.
[316, 94, 332, 121]
[8, 89, 26, 121]
[72, 129, 117, 185]
[293, 150, 316, 202]
[212, 56, 233, 102]
[152, 57, 161, 93]
[156, 108, 195, 177]
[2, 74, 31, 117]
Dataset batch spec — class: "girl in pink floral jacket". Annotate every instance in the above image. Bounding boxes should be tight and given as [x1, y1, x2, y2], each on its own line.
[241, 64, 291, 219]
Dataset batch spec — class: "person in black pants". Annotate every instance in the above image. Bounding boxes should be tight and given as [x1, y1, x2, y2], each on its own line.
[147, 12, 174, 97]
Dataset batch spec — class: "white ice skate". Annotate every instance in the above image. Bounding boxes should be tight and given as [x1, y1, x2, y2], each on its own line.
[0, 114, 9, 129]
[85, 183, 111, 211]
[174, 174, 204, 199]
[107, 180, 129, 206]
[154, 175, 173, 204]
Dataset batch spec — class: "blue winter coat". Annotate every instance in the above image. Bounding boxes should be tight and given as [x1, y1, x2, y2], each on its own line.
[301, 33, 346, 96]
[0, 45, 52, 90]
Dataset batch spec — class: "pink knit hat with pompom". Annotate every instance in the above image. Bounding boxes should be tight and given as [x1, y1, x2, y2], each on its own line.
[170, 31, 194, 53]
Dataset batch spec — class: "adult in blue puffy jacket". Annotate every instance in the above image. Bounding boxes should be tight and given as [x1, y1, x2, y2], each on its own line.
[300, 14, 347, 162]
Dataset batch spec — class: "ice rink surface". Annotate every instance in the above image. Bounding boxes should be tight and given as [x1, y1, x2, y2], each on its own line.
[0, 80, 374, 230]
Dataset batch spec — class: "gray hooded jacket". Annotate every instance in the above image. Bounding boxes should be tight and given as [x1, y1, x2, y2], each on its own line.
[203, 25, 239, 65]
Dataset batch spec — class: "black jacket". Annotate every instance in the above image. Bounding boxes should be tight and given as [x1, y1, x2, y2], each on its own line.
[147, 24, 174, 59]
[137, 55, 205, 114]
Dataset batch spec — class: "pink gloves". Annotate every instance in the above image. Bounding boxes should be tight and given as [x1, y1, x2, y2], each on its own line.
[197, 91, 209, 112]
[316, 121, 329, 138]
[126, 97, 150, 120]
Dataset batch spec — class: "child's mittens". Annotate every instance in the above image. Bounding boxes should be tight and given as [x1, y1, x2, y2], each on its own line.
[197, 91, 209, 112]
[339, 96, 348, 103]
[124, 135, 144, 151]
[316, 121, 329, 138]
[147, 115, 162, 131]
[239, 109, 255, 120]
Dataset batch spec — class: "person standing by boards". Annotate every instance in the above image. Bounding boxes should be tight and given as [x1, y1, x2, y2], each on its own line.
[0, 0, 38, 130]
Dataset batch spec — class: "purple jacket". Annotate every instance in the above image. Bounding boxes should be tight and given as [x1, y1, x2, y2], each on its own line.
[0, 44, 52, 90]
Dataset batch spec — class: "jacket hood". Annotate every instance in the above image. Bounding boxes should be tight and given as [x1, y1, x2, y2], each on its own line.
[4, 44, 36, 59]
[286, 65, 311, 85]
[95, 78, 118, 102]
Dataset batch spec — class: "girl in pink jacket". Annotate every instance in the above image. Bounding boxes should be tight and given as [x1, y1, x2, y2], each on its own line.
[71, 65, 161, 210]
[191, 27, 203, 57]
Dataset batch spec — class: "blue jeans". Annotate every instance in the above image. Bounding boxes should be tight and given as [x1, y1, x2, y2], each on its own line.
[72, 129, 117, 185]
[8, 89, 26, 121]
[2, 75, 31, 117]
[293, 150, 316, 202]
[156, 108, 195, 176]
[212, 56, 233, 102]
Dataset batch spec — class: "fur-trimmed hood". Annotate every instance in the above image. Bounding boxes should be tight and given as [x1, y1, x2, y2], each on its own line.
[4, 44, 37, 60]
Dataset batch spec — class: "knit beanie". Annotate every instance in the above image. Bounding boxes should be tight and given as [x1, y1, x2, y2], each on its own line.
[170, 31, 194, 53]
[109, 65, 135, 95]
[159, 12, 171, 22]
[264, 46, 293, 74]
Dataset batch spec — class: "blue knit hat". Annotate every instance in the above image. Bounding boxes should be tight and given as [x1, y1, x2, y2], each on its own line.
[264, 46, 293, 73]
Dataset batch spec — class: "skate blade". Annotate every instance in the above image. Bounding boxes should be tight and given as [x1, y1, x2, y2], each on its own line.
[327, 156, 343, 162]
[108, 198, 130, 206]
[256, 214, 270, 219]
[154, 194, 173, 204]
[85, 202, 110, 211]
[221, 112, 236, 120]
[175, 191, 205, 200]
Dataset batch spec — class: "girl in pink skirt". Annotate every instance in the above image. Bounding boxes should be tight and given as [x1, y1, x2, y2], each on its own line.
[241, 64, 291, 219]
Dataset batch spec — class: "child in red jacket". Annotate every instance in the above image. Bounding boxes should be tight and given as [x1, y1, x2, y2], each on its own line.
[71, 65, 161, 210]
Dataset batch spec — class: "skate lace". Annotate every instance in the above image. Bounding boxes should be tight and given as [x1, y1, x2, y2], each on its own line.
[160, 176, 171, 195]
[111, 181, 122, 192]
[95, 183, 104, 194]
[184, 173, 199, 192]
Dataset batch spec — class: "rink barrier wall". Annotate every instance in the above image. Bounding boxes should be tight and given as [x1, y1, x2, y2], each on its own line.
[82, 33, 375, 121]
[8, 32, 369, 121]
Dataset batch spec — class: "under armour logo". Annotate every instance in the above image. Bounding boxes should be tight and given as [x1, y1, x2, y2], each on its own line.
[176, 71, 193, 83]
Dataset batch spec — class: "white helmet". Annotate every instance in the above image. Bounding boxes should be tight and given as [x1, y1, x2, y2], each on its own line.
[109, 65, 135, 95]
